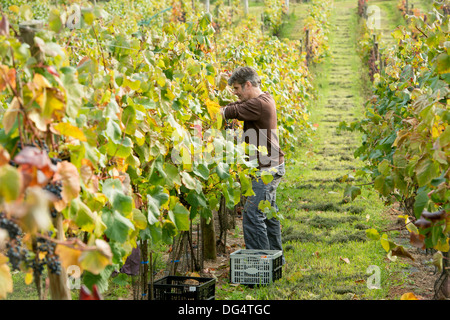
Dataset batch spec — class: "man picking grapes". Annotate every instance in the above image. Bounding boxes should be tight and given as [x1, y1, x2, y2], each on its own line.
[220, 67, 285, 258]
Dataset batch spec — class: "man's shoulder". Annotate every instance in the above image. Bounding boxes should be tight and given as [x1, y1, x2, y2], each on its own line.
[258, 92, 275, 107]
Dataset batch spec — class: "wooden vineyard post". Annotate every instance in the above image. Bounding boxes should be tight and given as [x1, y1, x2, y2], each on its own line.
[305, 29, 310, 64]
[188, 221, 200, 271]
[19, 20, 45, 63]
[244, 0, 249, 16]
[201, 216, 217, 261]
[363, 0, 368, 19]
[373, 34, 379, 74]
[149, 251, 154, 300]
[217, 196, 227, 253]
[434, 250, 450, 300]
[48, 213, 72, 300]
[261, 13, 264, 33]
[140, 240, 149, 300]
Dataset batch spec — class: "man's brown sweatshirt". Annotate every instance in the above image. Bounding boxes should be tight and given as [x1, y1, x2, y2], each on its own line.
[223, 92, 285, 169]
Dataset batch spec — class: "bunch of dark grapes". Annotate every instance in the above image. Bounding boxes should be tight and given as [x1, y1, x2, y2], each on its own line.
[36, 236, 61, 275]
[35, 139, 49, 153]
[30, 259, 45, 277]
[43, 181, 62, 218]
[44, 181, 62, 200]
[0, 212, 29, 271]
[50, 157, 61, 166]
[15, 139, 49, 153]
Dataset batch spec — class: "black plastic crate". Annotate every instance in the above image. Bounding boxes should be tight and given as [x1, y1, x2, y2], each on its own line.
[150, 276, 216, 300]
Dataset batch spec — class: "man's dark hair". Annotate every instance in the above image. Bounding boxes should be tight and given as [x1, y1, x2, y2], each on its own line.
[228, 67, 261, 88]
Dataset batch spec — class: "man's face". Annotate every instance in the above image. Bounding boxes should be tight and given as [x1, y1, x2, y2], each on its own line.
[232, 82, 251, 102]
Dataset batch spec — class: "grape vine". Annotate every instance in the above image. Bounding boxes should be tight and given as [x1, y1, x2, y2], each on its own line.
[341, 1, 450, 295]
[0, 0, 326, 299]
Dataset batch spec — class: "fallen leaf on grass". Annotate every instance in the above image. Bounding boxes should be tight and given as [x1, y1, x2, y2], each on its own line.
[339, 257, 350, 264]
[401, 292, 419, 300]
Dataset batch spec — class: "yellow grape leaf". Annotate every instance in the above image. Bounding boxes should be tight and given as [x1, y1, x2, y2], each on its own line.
[433, 251, 443, 272]
[33, 73, 52, 90]
[93, 193, 108, 206]
[93, 213, 107, 238]
[55, 244, 83, 271]
[52, 122, 87, 142]
[79, 240, 112, 275]
[218, 74, 228, 91]
[401, 292, 419, 300]
[432, 124, 445, 140]
[0, 164, 21, 202]
[9, 5, 19, 13]
[0, 65, 16, 92]
[24, 270, 33, 285]
[54, 161, 81, 204]
[405, 217, 419, 235]
[3, 96, 20, 135]
[0, 253, 13, 300]
[205, 98, 220, 120]
[42, 89, 65, 120]
[83, 11, 95, 26]
[434, 237, 449, 253]
[0, 146, 10, 166]
[380, 234, 394, 253]
[132, 208, 147, 230]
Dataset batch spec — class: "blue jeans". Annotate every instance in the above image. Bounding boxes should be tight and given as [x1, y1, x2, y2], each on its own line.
[243, 163, 285, 252]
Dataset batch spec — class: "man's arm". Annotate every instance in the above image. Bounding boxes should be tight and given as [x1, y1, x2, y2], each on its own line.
[222, 98, 262, 121]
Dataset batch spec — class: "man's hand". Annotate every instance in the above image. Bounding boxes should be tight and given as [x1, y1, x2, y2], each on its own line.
[220, 106, 227, 118]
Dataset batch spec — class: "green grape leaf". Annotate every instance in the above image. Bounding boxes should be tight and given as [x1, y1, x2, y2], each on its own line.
[147, 186, 169, 225]
[415, 157, 439, 187]
[193, 163, 210, 180]
[344, 185, 361, 201]
[168, 202, 190, 231]
[102, 179, 133, 214]
[414, 189, 429, 219]
[215, 162, 230, 180]
[0, 165, 21, 202]
[261, 171, 274, 185]
[68, 198, 96, 233]
[436, 53, 450, 74]
[366, 228, 381, 240]
[102, 209, 134, 243]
